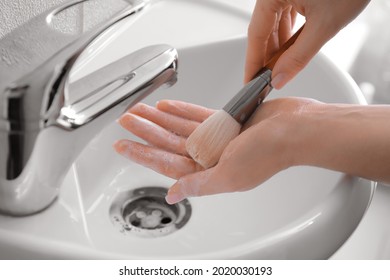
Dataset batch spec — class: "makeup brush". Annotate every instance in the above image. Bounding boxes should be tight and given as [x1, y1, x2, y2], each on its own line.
[186, 26, 304, 168]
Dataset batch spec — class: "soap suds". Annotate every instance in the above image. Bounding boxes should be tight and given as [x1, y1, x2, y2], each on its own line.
[114, 139, 196, 180]
[120, 113, 187, 155]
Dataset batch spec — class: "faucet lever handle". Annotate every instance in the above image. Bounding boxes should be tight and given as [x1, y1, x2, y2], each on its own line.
[58, 45, 178, 129]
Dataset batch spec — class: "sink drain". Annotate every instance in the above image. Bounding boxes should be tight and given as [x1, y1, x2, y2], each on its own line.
[109, 186, 191, 237]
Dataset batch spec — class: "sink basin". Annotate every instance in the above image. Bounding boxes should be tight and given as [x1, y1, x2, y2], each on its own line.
[0, 0, 374, 259]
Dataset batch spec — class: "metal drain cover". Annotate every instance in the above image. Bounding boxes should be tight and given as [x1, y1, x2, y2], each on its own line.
[110, 186, 191, 237]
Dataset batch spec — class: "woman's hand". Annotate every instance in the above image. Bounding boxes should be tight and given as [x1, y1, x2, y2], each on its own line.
[245, 0, 370, 88]
[114, 100, 214, 181]
[114, 98, 323, 204]
[114, 98, 390, 204]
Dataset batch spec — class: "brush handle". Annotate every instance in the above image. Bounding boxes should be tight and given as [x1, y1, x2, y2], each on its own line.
[264, 25, 304, 71]
[223, 25, 304, 124]
[223, 68, 272, 123]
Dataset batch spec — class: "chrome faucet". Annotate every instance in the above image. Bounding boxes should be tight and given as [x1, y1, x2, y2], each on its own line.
[0, 0, 178, 216]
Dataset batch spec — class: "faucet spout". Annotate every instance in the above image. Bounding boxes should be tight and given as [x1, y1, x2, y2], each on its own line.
[0, 1, 178, 216]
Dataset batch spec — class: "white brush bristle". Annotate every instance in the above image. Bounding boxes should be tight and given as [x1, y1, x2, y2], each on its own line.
[186, 110, 241, 168]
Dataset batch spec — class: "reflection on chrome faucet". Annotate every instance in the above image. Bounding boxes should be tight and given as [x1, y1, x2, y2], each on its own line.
[0, 0, 178, 216]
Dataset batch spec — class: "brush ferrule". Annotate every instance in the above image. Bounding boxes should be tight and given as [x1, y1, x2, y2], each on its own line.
[223, 68, 272, 124]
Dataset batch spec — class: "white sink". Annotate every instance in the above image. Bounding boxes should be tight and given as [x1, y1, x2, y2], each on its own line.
[0, 0, 374, 259]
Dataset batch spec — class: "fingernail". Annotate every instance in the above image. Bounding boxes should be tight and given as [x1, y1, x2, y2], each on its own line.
[113, 139, 126, 153]
[116, 112, 131, 125]
[118, 113, 129, 125]
[165, 192, 185, 205]
[271, 73, 287, 89]
[119, 113, 138, 128]
[113, 139, 136, 158]
[128, 103, 145, 114]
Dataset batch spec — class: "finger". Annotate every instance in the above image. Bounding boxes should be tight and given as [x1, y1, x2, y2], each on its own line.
[114, 139, 203, 179]
[166, 161, 248, 205]
[165, 168, 224, 204]
[264, 23, 279, 64]
[129, 103, 199, 137]
[156, 100, 215, 123]
[290, 8, 297, 28]
[244, 0, 288, 83]
[277, 6, 295, 48]
[271, 21, 336, 89]
[119, 113, 188, 156]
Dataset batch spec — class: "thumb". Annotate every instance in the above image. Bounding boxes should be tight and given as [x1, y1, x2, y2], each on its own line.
[165, 167, 225, 204]
[271, 23, 334, 89]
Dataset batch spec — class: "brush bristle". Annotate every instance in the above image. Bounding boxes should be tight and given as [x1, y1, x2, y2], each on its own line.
[186, 110, 241, 168]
